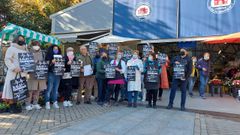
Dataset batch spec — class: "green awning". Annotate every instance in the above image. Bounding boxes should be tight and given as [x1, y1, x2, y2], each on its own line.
[0, 23, 60, 45]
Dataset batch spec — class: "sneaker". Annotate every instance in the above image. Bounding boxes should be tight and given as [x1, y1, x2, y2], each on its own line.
[63, 101, 68, 107]
[67, 101, 73, 107]
[53, 102, 60, 109]
[76, 101, 81, 105]
[166, 104, 173, 109]
[146, 104, 152, 108]
[181, 106, 186, 111]
[32, 104, 42, 110]
[103, 103, 111, 107]
[201, 96, 207, 99]
[133, 103, 137, 108]
[26, 105, 33, 111]
[127, 103, 132, 107]
[84, 101, 92, 104]
[45, 102, 50, 110]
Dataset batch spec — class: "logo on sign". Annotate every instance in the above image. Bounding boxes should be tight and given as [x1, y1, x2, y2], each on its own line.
[135, 3, 151, 20]
[208, 0, 235, 14]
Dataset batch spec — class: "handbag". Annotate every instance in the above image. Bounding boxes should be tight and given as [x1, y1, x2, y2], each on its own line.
[10, 73, 29, 102]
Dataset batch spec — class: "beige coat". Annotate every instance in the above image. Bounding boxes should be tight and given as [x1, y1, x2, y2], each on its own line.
[27, 49, 47, 91]
[2, 43, 28, 100]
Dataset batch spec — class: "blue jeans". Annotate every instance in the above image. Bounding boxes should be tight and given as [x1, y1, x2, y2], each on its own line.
[199, 74, 209, 97]
[128, 91, 138, 103]
[188, 76, 197, 95]
[169, 79, 188, 107]
[45, 72, 61, 103]
[97, 78, 107, 103]
[121, 82, 128, 100]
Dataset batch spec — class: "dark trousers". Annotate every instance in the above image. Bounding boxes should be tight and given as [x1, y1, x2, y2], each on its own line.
[169, 79, 187, 107]
[147, 89, 158, 105]
[62, 79, 73, 101]
[97, 78, 107, 102]
[158, 88, 163, 98]
[106, 84, 123, 102]
[128, 91, 138, 104]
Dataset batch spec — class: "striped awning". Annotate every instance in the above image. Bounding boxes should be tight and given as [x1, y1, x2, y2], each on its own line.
[0, 23, 60, 45]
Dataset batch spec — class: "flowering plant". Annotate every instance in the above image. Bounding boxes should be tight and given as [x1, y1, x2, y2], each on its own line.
[232, 80, 240, 87]
[209, 79, 223, 85]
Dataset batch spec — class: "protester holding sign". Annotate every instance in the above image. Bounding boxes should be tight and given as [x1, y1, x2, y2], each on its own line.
[25, 41, 47, 111]
[45, 45, 62, 109]
[167, 48, 192, 111]
[96, 52, 109, 105]
[105, 51, 126, 106]
[157, 53, 170, 101]
[144, 52, 161, 109]
[2, 35, 28, 112]
[76, 45, 95, 105]
[62, 47, 76, 107]
[127, 50, 143, 108]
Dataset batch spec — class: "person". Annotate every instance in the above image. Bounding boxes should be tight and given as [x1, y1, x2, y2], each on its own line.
[197, 52, 211, 99]
[92, 52, 101, 101]
[76, 45, 95, 104]
[105, 51, 126, 106]
[188, 56, 199, 97]
[158, 53, 170, 100]
[167, 48, 192, 111]
[25, 41, 47, 111]
[127, 50, 143, 107]
[144, 52, 161, 109]
[62, 47, 75, 107]
[45, 45, 62, 109]
[96, 52, 109, 105]
[2, 35, 28, 111]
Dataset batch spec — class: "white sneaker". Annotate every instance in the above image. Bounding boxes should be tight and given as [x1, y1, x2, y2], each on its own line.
[63, 101, 68, 107]
[26, 105, 33, 111]
[32, 104, 42, 110]
[67, 101, 73, 107]
[53, 101, 60, 109]
[45, 102, 51, 110]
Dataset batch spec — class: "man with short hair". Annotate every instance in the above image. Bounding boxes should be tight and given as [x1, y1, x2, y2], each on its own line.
[76, 45, 95, 104]
[167, 48, 192, 111]
[197, 52, 211, 99]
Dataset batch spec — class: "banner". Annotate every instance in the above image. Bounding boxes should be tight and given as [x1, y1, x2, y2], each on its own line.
[113, 0, 177, 40]
[179, 0, 240, 37]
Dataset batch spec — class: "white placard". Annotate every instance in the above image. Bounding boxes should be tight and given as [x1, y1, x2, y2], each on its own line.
[84, 65, 93, 76]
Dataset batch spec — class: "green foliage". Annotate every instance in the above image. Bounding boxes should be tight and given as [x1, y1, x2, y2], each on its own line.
[0, 0, 82, 34]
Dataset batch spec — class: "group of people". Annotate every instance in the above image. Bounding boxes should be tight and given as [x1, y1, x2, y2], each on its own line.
[1, 35, 212, 112]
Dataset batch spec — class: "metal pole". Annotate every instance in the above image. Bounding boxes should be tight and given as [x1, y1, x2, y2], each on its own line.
[176, 0, 180, 39]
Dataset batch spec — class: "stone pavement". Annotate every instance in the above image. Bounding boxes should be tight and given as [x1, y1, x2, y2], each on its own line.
[0, 104, 115, 135]
[52, 106, 196, 135]
[159, 90, 240, 115]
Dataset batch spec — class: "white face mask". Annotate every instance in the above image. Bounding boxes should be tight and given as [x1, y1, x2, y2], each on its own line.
[204, 56, 209, 60]
[132, 54, 138, 59]
[67, 51, 74, 56]
[193, 59, 197, 63]
[117, 54, 122, 59]
[33, 46, 40, 51]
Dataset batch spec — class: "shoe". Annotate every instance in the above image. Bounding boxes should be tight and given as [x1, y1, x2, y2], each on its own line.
[158, 97, 162, 101]
[67, 101, 73, 107]
[84, 101, 92, 104]
[113, 102, 119, 106]
[97, 102, 103, 106]
[153, 103, 157, 109]
[181, 106, 186, 111]
[45, 102, 50, 110]
[201, 96, 207, 99]
[32, 104, 42, 110]
[76, 101, 81, 105]
[166, 104, 173, 109]
[63, 101, 68, 107]
[103, 103, 111, 107]
[127, 103, 132, 107]
[146, 104, 152, 108]
[53, 102, 60, 109]
[133, 103, 137, 108]
[189, 93, 193, 97]
[26, 105, 33, 111]
[119, 98, 124, 102]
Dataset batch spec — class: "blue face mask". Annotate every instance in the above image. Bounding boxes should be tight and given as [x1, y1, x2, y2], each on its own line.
[148, 57, 153, 61]
[53, 49, 59, 54]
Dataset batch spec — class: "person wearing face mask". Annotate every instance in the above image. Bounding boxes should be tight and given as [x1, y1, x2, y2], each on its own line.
[2, 35, 28, 112]
[187, 56, 199, 97]
[126, 50, 143, 107]
[167, 48, 192, 111]
[105, 51, 126, 106]
[197, 52, 211, 99]
[96, 52, 109, 106]
[45, 45, 62, 109]
[61, 47, 76, 107]
[25, 41, 47, 111]
[144, 52, 161, 109]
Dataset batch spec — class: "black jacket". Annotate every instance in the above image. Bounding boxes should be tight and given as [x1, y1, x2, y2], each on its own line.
[45, 45, 62, 72]
[171, 55, 192, 79]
